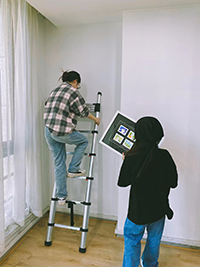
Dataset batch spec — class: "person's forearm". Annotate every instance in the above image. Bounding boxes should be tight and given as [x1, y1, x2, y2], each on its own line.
[87, 113, 100, 125]
[87, 113, 96, 122]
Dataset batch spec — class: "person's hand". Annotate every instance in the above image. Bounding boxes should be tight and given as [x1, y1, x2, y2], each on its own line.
[122, 153, 125, 160]
[95, 118, 100, 126]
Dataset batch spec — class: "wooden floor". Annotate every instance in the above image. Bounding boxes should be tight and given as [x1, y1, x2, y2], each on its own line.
[0, 213, 200, 267]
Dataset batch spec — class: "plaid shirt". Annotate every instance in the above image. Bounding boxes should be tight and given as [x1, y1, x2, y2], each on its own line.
[44, 82, 89, 136]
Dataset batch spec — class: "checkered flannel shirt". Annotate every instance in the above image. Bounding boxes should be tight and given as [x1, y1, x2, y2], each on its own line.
[44, 82, 90, 136]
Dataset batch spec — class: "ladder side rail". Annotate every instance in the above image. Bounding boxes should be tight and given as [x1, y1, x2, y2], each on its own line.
[45, 182, 57, 246]
[85, 92, 101, 200]
[87, 92, 101, 177]
[79, 92, 101, 252]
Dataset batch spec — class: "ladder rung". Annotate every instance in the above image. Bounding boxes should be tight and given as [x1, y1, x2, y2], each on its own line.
[66, 152, 90, 156]
[86, 104, 95, 111]
[66, 152, 96, 157]
[67, 200, 82, 205]
[78, 130, 93, 133]
[67, 176, 87, 180]
[86, 103, 101, 113]
[67, 176, 94, 180]
[54, 224, 81, 231]
[78, 130, 98, 134]
[69, 176, 86, 180]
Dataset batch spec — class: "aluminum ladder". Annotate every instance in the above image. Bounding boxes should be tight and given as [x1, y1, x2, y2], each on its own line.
[44, 92, 102, 253]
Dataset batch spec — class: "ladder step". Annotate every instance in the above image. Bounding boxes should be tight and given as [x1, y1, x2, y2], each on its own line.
[66, 152, 90, 156]
[86, 102, 101, 113]
[68, 200, 82, 205]
[78, 130, 98, 134]
[66, 152, 96, 157]
[52, 198, 92, 205]
[54, 224, 88, 233]
[65, 200, 83, 205]
[67, 176, 94, 180]
[86, 104, 95, 111]
[68, 176, 94, 180]
[66, 200, 91, 206]
[79, 130, 93, 133]
[54, 223, 81, 231]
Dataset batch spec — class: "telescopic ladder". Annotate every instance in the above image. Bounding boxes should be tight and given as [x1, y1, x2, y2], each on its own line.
[44, 92, 102, 253]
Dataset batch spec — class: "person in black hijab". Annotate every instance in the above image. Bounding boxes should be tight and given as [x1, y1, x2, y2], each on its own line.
[118, 116, 178, 267]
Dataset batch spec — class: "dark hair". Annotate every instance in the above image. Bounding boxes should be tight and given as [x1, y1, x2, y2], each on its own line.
[61, 70, 81, 83]
[126, 116, 164, 177]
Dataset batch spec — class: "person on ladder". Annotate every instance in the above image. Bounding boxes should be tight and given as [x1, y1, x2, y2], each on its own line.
[44, 70, 100, 205]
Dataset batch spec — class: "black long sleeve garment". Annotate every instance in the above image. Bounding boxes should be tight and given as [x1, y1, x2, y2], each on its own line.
[118, 148, 178, 225]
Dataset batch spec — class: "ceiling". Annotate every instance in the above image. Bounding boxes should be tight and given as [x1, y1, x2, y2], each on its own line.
[26, 0, 200, 27]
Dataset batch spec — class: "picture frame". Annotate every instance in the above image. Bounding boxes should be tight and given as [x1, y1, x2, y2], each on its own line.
[99, 111, 136, 155]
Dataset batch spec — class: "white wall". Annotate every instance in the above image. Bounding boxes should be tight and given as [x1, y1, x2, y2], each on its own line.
[116, 6, 200, 246]
[37, 14, 52, 212]
[44, 21, 122, 219]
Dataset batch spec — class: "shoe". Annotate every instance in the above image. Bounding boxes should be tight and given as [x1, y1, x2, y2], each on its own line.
[58, 197, 67, 205]
[67, 169, 86, 178]
[140, 259, 144, 267]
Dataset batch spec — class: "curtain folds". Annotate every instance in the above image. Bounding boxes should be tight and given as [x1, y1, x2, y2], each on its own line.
[13, 0, 27, 227]
[0, 0, 44, 252]
[0, 75, 5, 252]
[26, 4, 43, 217]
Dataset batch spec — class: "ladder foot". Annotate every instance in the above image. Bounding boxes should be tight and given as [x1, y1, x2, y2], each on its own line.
[79, 247, 87, 253]
[45, 241, 52, 246]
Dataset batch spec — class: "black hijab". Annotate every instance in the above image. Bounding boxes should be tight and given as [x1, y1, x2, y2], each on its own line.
[126, 116, 164, 177]
[135, 116, 164, 144]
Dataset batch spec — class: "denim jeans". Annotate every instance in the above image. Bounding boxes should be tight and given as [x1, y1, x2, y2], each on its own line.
[45, 126, 88, 198]
[123, 217, 165, 267]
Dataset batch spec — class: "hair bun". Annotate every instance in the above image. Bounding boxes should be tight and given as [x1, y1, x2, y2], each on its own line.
[62, 70, 81, 83]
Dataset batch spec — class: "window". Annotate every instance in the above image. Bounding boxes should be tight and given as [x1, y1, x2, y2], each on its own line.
[0, 2, 45, 255]
[0, 4, 16, 235]
[0, 1, 31, 237]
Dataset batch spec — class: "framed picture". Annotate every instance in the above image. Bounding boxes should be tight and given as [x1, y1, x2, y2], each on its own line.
[99, 111, 136, 155]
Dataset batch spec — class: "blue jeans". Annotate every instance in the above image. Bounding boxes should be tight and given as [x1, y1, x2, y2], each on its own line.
[123, 217, 165, 267]
[45, 127, 88, 198]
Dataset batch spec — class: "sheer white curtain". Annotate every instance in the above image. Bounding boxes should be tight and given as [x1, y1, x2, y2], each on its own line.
[0, 0, 44, 252]
[12, 0, 27, 227]
[0, 75, 5, 252]
[26, 3, 43, 217]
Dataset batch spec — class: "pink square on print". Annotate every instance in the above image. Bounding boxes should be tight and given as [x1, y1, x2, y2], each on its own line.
[46, 102, 51, 108]
[52, 100, 57, 107]
[66, 127, 71, 133]
[59, 102, 66, 110]
[54, 125, 60, 131]
[55, 91, 61, 97]
[56, 114, 62, 120]
[64, 92, 70, 99]
[48, 113, 53, 119]
[67, 117, 72, 123]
